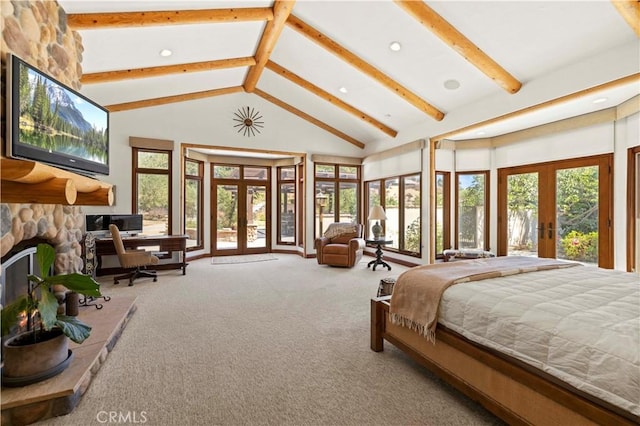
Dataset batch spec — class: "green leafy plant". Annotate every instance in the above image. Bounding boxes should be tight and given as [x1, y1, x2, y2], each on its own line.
[559, 230, 598, 263]
[1, 244, 102, 344]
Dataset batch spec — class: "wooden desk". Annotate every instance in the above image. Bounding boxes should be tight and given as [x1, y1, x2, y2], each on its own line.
[95, 235, 188, 276]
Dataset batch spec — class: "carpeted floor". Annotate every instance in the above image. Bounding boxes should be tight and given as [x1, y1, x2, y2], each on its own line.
[41, 255, 503, 426]
[211, 254, 277, 264]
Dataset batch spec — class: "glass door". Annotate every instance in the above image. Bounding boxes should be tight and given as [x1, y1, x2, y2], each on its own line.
[212, 165, 270, 256]
[214, 183, 239, 254]
[245, 185, 267, 251]
[498, 154, 612, 268]
[503, 169, 539, 257]
[554, 165, 600, 264]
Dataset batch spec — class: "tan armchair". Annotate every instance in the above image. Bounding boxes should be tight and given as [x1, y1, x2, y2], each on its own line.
[315, 223, 365, 268]
[109, 224, 159, 286]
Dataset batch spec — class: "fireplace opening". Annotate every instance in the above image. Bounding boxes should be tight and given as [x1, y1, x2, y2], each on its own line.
[1, 239, 51, 343]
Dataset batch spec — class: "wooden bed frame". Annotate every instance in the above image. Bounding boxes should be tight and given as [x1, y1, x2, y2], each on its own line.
[371, 296, 638, 426]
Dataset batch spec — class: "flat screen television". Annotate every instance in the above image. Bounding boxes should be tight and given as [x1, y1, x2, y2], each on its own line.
[6, 54, 109, 175]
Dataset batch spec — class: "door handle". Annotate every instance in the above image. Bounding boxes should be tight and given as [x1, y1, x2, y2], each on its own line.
[539, 222, 545, 239]
[548, 222, 554, 239]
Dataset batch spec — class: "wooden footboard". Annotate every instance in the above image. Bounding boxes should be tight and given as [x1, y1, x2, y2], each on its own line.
[371, 297, 638, 426]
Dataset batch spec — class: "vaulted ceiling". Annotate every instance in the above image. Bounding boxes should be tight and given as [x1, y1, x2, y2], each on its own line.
[58, 1, 639, 151]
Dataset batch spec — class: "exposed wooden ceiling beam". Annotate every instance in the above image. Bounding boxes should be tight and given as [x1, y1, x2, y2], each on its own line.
[611, 0, 640, 37]
[67, 8, 273, 29]
[286, 14, 445, 122]
[82, 57, 256, 84]
[106, 86, 244, 112]
[254, 89, 365, 149]
[394, 1, 522, 94]
[432, 73, 640, 142]
[244, 1, 295, 92]
[265, 61, 398, 138]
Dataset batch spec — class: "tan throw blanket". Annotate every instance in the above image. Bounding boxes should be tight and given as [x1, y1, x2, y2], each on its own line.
[389, 256, 578, 344]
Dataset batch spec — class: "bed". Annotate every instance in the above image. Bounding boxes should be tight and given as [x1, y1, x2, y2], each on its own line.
[370, 256, 639, 425]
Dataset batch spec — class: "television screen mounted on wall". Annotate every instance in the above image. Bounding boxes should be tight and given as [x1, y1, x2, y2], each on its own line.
[6, 54, 110, 176]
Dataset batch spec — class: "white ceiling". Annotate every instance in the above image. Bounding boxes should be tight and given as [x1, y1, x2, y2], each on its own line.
[58, 0, 639, 150]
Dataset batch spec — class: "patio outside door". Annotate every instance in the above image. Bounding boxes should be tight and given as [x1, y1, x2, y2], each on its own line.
[498, 154, 612, 268]
[213, 182, 269, 255]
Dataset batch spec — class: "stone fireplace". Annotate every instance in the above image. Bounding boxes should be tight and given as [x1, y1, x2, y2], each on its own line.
[1, 0, 87, 307]
[0, 204, 86, 273]
[0, 203, 86, 313]
[0, 5, 134, 424]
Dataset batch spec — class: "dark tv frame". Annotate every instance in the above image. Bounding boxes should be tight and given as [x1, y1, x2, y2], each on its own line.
[6, 54, 110, 176]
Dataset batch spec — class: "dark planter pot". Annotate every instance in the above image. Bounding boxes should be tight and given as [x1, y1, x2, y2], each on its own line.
[2, 328, 73, 387]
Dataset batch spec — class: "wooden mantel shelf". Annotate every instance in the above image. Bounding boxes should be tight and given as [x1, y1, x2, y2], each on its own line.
[1, 157, 114, 206]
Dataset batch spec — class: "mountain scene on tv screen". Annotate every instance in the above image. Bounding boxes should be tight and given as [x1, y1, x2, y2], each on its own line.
[18, 63, 108, 165]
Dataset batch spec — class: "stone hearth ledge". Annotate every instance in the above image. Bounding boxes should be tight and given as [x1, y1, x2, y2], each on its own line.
[1, 295, 137, 425]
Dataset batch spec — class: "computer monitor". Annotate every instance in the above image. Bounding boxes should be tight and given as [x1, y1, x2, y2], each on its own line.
[86, 214, 143, 237]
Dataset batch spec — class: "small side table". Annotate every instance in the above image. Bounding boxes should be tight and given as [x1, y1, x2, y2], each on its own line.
[366, 239, 392, 271]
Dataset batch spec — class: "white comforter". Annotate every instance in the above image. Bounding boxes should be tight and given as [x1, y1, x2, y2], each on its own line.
[438, 265, 640, 416]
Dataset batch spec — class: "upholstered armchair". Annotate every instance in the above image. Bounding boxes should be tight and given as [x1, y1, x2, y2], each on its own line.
[315, 223, 365, 268]
[109, 224, 159, 286]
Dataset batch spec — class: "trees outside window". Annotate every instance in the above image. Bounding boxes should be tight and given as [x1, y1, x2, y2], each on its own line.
[133, 148, 172, 236]
[314, 163, 360, 238]
[365, 173, 421, 257]
[278, 166, 296, 245]
[435, 172, 450, 257]
[184, 158, 203, 250]
[456, 172, 488, 250]
[498, 154, 612, 268]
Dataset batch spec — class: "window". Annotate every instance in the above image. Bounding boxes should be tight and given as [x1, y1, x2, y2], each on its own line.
[133, 148, 172, 236]
[297, 162, 305, 247]
[365, 173, 421, 257]
[278, 166, 296, 245]
[314, 163, 360, 237]
[456, 171, 489, 250]
[435, 172, 451, 257]
[184, 158, 203, 250]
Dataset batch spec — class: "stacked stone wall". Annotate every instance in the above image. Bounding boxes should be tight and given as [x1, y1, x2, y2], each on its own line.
[1, 0, 85, 274]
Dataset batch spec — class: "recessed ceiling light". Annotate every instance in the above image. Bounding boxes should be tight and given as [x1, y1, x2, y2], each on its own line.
[389, 41, 401, 52]
[593, 97, 608, 104]
[339, 87, 348, 94]
[477, 131, 486, 136]
[159, 49, 173, 57]
[444, 79, 461, 90]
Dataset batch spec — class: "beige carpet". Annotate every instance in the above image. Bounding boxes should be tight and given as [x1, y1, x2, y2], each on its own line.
[211, 254, 277, 264]
[41, 255, 503, 426]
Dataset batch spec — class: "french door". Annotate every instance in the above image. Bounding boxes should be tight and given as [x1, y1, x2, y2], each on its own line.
[498, 154, 613, 268]
[212, 180, 270, 256]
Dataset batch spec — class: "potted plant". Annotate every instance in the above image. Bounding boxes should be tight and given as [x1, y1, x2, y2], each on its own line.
[1, 243, 102, 386]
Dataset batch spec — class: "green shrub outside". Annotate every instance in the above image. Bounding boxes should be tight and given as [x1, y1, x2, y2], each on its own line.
[559, 230, 598, 263]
